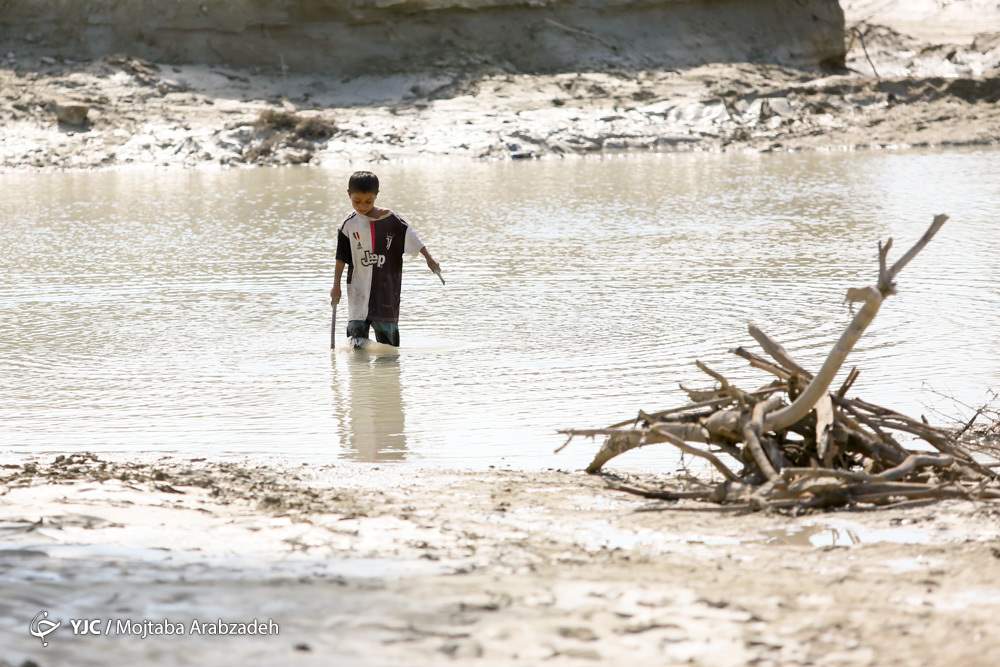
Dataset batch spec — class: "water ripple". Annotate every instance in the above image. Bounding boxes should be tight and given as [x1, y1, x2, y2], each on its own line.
[2, 151, 999, 468]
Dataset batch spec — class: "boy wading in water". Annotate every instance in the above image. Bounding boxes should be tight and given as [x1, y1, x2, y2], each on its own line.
[330, 171, 441, 348]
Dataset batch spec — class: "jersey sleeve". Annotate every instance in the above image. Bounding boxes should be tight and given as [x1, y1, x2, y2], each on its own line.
[336, 226, 352, 265]
[403, 224, 424, 256]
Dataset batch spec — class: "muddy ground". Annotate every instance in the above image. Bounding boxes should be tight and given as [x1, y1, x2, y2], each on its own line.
[1, 20, 998, 171]
[1, 453, 999, 666]
[3, 5, 1000, 666]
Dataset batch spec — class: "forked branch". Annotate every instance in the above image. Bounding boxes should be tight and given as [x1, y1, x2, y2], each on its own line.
[560, 215, 998, 510]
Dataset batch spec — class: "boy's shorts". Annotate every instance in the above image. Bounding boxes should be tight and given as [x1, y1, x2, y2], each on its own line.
[346, 319, 400, 347]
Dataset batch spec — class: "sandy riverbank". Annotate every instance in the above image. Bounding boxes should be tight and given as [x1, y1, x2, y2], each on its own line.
[1, 2, 998, 170]
[2, 453, 1000, 666]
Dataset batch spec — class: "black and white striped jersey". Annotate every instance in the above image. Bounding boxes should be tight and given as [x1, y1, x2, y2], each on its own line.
[335, 211, 424, 323]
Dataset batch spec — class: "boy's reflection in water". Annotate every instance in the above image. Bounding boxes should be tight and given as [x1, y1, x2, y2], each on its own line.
[334, 351, 407, 462]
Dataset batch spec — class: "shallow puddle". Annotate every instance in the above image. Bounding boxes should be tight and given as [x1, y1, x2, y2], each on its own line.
[762, 522, 933, 547]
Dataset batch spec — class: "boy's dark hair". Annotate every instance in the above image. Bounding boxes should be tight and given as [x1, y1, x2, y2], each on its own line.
[348, 171, 379, 193]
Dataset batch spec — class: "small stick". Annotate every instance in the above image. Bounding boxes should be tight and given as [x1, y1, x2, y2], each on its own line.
[634, 503, 751, 513]
[837, 400, 904, 456]
[836, 367, 860, 399]
[886, 215, 949, 287]
[601, 478, 715, 501]
[330, 302, 337, 350]
[849, 26, 881, 81]
[871, 454, 954, 482]
[731, 346, 792, 381]
[744, 396, 782, 482]
[747, 324, 812, 379]
[649, 425, 740, 482]
[695, 360, 730, 388]
[816, 394, 835, 465]
[877, 238, 893, 291]
[605, 386, 784, 430]
[956, 400, 990, 438]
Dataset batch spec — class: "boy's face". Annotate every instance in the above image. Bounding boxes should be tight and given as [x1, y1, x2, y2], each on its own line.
[349, 190, 378, 216]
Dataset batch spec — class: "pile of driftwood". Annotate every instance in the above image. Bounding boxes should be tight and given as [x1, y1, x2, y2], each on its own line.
[561, 215, 1000, 510]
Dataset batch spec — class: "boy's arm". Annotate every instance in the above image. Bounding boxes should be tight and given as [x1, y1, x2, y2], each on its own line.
[332, 225, 352, 305]
[402, 222, 438, 273]
[420, 246, 440, 275]
[331, 259, 346, 305]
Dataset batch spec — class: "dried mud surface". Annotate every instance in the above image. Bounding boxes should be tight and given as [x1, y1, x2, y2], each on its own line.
[1, 19, 998, 171]
[2, 453, 1000, 666]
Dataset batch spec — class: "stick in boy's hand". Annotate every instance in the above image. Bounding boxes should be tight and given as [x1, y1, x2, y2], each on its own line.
[434, 268, 445, 285]
[329, 284, 340, 349]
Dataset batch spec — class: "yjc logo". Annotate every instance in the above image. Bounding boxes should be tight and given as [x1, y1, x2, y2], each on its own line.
[361, 250, 386, 268]
[29, 610, 61, 647]
[70, 618, 103, 635]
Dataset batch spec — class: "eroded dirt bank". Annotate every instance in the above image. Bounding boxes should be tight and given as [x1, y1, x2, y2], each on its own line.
[0, 0, 845, 74]
[2, 454, 1000, 666]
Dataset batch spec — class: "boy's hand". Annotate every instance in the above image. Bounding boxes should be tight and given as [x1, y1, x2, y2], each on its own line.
[425, 256, 440, 275]
[330, 284, 341, 306]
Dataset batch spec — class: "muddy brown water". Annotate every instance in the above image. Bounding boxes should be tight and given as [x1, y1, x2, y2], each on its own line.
[2, 151, 999, 469]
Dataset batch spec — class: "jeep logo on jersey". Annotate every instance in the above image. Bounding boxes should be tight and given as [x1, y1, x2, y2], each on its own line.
[361, 250, 386, 268]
